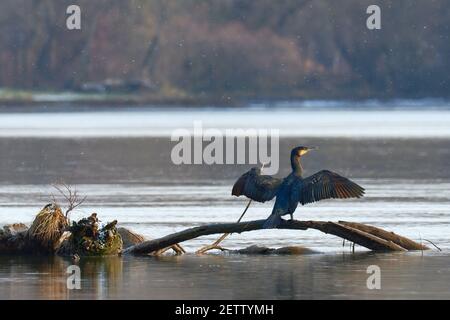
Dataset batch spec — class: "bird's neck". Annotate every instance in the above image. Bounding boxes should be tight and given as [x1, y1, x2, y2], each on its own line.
[291, 155, 303, 177]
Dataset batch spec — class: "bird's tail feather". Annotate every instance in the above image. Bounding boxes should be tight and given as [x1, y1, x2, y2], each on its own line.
[262, 214, 282, 229]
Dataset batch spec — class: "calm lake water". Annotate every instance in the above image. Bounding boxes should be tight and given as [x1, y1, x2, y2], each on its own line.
[1, 102, 450, 299]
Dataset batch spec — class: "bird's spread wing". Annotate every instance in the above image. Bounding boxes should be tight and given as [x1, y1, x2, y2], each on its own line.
[298, 170, 365, 205]
[232, 168, 282, 202]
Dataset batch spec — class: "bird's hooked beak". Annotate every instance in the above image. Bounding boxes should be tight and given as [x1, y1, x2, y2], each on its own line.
[299, 146, 318, 156]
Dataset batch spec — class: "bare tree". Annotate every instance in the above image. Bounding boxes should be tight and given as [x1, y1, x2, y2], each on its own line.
[51, 183, 87, 220]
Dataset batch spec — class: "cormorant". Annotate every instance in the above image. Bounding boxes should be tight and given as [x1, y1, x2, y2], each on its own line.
[232, 146, 365, 228]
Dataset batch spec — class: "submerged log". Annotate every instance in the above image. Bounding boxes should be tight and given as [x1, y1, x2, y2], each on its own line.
[124, 219, 429, 255]
[229, 245, 319, 255]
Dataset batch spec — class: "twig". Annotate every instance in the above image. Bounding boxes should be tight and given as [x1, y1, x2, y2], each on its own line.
[422, 239, 442, 251]
[52, 182, 87, 220]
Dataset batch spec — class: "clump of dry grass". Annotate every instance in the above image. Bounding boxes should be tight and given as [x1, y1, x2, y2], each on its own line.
[28, 203, 68, 250]
[27, 183, 87, 252]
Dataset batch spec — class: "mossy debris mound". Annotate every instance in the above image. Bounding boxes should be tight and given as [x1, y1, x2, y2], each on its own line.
[57, 214, 123, 256]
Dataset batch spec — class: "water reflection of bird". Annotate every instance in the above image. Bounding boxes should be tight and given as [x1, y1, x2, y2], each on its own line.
[232, 146, 365, 228]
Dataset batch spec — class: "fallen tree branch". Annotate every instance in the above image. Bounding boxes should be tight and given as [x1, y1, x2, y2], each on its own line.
[338, 221, 429, 251]
[124, 219, 429, 255]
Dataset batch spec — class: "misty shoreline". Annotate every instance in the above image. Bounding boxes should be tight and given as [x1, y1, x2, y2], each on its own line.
[1, 88, 450, 111]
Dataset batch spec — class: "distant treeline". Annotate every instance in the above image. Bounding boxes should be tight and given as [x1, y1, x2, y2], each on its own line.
[0, 0, 449, 99]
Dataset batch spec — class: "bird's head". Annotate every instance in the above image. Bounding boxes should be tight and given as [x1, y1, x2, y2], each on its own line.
[291, 146, 317, 158]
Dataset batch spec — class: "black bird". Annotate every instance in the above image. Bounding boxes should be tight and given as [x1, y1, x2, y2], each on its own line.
[232, 146, 365, 228]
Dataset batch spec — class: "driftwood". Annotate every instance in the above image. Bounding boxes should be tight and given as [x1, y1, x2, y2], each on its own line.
[124, 219, 429, 255]
[1, 207, 429, 256]
[338, 221, 429, 251]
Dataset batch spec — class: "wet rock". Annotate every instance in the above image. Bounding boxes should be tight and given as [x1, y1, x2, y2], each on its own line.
[0, 223, 29, 253]
[117, 227, 145, 248]
[2, 223, 28, 237]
